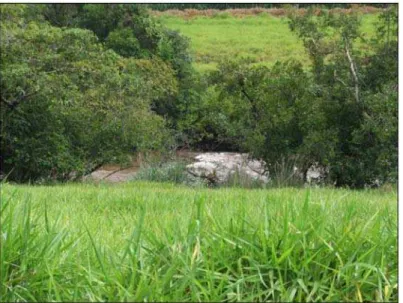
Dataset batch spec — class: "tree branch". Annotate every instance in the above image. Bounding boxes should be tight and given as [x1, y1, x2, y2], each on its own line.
[344, 40, 360, 104]
[1, 90, 38, 111]
[240, 88, 259, 120]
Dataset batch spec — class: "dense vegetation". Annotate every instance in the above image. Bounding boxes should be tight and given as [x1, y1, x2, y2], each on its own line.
[0, 4, 192, 181]
[0, 4, 397, 187]
[1, 182, 397, 301]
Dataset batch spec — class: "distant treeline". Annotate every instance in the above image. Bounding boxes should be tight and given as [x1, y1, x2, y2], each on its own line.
[145, 3, 387, 11]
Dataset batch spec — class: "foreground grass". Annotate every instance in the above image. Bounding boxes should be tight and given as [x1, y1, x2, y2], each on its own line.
[158, 13, 379, 72]
[1, 182, 397, 302]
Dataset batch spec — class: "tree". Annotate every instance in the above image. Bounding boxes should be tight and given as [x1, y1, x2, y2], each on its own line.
[0, 4, 176, 181]
[50, 4, 201, 143]
[288, 5, 397, 186]
[199, 6, 397, 187]
[208, 60, 311, 171]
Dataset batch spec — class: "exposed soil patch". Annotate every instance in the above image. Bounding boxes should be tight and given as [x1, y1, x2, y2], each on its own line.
[86, 150, 200, 183]
[87, 166, 140, 183]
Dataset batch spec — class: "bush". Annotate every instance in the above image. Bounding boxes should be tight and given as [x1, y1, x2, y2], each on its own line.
[133, 161, 191, 184]
[221, 169, 268, 189]
[268, 157, 306, 188]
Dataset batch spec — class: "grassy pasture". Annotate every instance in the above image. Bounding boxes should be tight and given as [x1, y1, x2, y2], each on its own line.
[1, 182, 397, 302]
[158, 13, 379, 72]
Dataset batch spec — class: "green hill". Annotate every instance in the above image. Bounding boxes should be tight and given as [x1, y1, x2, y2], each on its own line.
[158, 13, 379, 72]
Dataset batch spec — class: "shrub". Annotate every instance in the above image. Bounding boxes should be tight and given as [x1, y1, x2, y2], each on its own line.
[221, 169, 268, 189]
[133, 161, 189, 184]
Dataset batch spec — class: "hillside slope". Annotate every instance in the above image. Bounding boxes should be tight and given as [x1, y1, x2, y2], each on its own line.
[158, 12, 379, 72]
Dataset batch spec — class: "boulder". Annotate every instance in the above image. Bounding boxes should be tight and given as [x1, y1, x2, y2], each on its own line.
[186, 152, 269, 185]
[186, 152, 329, 186]
[306, 163, 329, 184]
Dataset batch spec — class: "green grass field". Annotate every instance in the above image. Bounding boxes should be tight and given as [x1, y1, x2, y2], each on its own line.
[1, 182, 397, 302]
[158, 13, 379, 72]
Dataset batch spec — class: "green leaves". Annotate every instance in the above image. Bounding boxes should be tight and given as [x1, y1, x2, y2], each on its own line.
[286, 8, 397, 187]
[0, 6, 175, 182]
